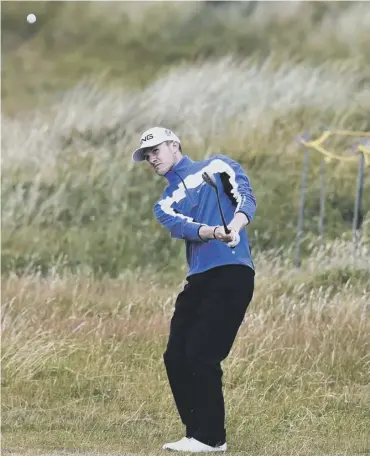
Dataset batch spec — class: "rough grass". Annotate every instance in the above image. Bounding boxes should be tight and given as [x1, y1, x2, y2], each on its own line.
[2, 2, 370, 114]
[2, 1, 370, 275]
[1, 3, 370, 454]
[2, 54, 370, 275]
[2, 242, 370, 455]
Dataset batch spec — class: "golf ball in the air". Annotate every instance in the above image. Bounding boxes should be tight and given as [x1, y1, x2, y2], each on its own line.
[27, 14, 36, 24]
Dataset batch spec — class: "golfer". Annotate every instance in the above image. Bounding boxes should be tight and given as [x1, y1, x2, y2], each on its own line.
[132, 127, 256, 453]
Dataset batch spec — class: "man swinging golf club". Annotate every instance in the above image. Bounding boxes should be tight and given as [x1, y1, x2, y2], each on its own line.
[132, 127, 256, 453]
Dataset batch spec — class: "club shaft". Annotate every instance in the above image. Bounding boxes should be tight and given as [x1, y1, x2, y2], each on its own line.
[215, 188, 230, 234]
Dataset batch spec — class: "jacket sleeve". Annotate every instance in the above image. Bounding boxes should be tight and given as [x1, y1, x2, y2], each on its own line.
[154, 198, 205, 242]
[216, 155, 257, 223]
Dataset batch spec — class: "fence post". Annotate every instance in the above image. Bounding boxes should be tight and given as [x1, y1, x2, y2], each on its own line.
[352, 151, 365, 256]
[318, 159, 326, 247]
[295, 147, 309, 268]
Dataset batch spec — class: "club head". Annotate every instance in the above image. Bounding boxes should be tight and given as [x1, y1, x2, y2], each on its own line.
[202, 172, 217, 189]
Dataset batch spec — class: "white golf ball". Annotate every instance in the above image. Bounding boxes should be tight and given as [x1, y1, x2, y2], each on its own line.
[27, 14, 36, 24]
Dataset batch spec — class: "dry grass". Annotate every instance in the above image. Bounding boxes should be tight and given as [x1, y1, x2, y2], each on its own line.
[2, 55, 369, 173]
[2, 3, 370, 454]
[2, 242, 370, 455]
[2, 54, 369, 276]
[2, 4, 370, 274]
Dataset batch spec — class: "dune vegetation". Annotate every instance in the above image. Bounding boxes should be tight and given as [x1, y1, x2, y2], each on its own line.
[1, 1, 370, 454]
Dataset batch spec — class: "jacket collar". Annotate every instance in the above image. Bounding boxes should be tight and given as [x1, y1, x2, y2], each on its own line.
[164, 155, 195, 183]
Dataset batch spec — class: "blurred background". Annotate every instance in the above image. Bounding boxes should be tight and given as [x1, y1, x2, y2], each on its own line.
[2, 0, 370, 276]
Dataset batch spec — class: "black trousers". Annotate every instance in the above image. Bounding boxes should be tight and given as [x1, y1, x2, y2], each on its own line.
[163, 264, 255, 447]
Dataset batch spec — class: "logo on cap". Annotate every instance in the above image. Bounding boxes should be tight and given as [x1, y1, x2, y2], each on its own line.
[165, 129, 172, 136]
[140, 133, 154, 144]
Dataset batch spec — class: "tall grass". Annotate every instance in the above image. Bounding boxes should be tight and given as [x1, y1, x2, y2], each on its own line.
[2, 2, 370, 113]
[2, 53, 369, 275]
[2, 243, 370, 454]
[2, 4, 370, 453]
[2, 1, 370, 275]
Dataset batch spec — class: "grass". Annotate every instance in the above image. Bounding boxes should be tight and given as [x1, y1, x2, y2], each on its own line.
[2, 2, 370, 275]
[2, 2, 370, 115]
[2, 55, 370, 275]
[2, 242, 370, 455]
[2, 2, 370, 454]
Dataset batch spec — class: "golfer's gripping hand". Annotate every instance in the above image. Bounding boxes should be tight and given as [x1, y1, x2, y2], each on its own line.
[214, 226, 240, 248]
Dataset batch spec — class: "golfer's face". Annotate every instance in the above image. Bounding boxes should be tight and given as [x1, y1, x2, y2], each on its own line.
[143, 142, 176, 175]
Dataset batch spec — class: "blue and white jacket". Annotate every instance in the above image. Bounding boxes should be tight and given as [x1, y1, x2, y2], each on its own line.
[154, 155, 256, 277]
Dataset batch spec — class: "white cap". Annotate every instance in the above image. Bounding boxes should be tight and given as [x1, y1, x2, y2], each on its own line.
[132, 127, 181, 163]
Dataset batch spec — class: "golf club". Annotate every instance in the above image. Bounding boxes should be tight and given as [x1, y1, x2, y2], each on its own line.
[202, 171, 231, 234]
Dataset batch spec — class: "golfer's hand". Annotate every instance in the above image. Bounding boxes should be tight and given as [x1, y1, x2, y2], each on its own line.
[214, 226, 240, 248]
[227, 229, 240, 248]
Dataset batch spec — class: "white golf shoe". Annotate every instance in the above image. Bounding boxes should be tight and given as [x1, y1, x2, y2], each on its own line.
[162, 437, 227, 452]
[162, 437, 190, 451]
